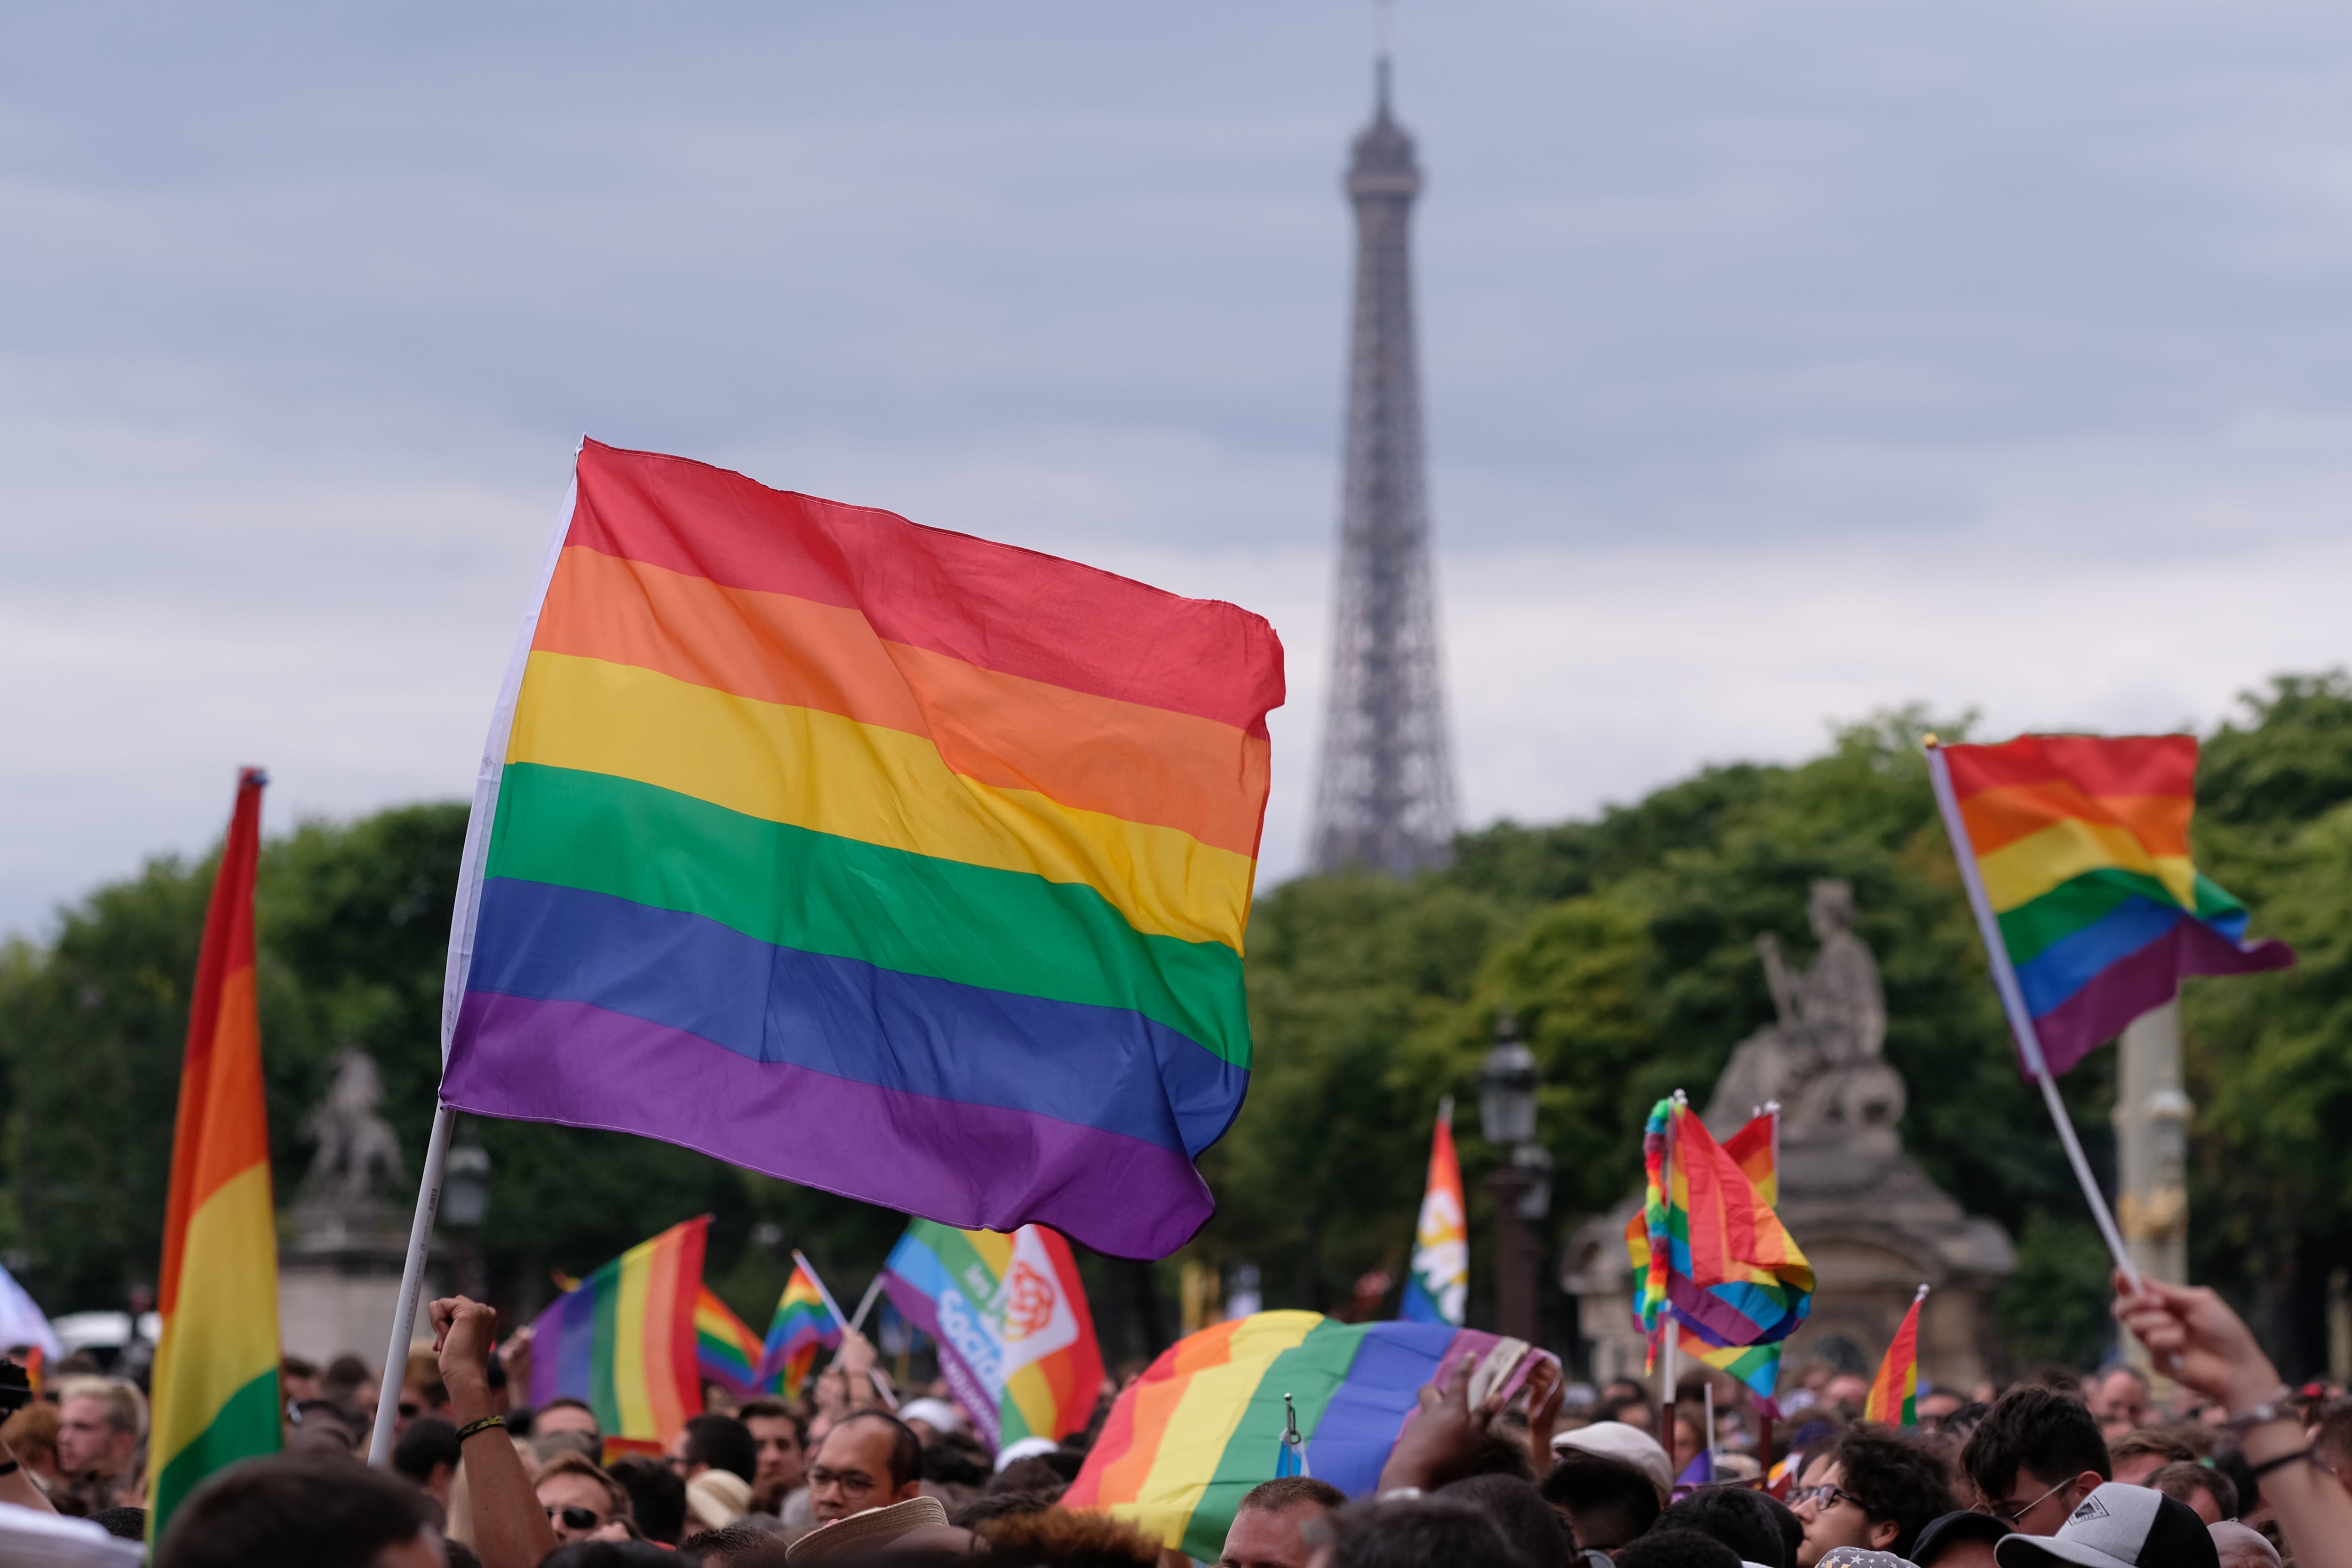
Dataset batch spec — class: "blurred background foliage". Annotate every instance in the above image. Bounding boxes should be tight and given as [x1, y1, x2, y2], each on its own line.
[3, 677, 2347, 1376]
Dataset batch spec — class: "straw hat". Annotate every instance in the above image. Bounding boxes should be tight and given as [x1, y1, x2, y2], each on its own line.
[686, 1467, 754, 1532]
[786, 1496, 952, 1564]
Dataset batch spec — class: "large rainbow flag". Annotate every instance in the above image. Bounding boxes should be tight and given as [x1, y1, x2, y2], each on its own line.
[1626, 1106, 1785, 1408]
[1635, 1098, 1812, 1352]
[694, 1288, 767, 1403]
[1398, 1102, 1466, 1327]
[757, 1260, 840, 1402]
[530, 1216, 708, 1443]
[149, 770, 281, 1542]
[1929, 735, 2292, 1077]
[439, 440, 1283, 1258]
[879, 1220, 1104, 1449]
[1864, 1287, 1926, 1426]
[1065, 1313, 1557, 1558]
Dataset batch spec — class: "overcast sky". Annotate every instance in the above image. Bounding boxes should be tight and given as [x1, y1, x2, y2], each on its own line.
[7, 1, 2352, 936]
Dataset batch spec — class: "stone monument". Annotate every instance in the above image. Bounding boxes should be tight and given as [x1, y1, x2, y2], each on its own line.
[1563, 880, 2014, 1393]
[278, 1049, 437, 1364]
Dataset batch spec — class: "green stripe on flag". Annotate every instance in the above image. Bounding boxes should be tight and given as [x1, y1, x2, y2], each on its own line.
[1181, 1321, 1367, 1562]
[148, 1368, 281, 1544]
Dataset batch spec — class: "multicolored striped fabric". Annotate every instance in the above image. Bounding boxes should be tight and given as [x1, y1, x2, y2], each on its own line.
[880, 1220, 1104, 1450]
[149, 771, 281, 1542]
[757, 1261, 840, 1402]
[1065, 1313, 1552, 1559]
[1722, 1107, 1777, 1206]
[1624, 1111, 1788, 1410]
[1864, 1288, 1926, 1425]
[1398, 1104, 1465, 1326]
[1932, 735, 2292, 1077]
[1635, 1098, 1812, 1351]
[529, 1216, 708, 1443]
[694, 1288, 766, 1402]
[440, 440, 1284, 1258]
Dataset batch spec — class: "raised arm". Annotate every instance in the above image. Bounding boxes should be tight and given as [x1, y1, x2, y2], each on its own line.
[435, 1295, 558, 1568]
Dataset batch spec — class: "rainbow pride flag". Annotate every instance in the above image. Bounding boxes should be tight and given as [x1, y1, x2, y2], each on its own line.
[1929, 735, 2292, 1077]
[1864, 1287, 1926, 1425]
[1635, 1098, 1812, 1351]
[440, 440, 1284, 1258]
[530, 1216, 708, 1443]
[880, 1220, 1104, 1449]
[757, 1260, 840, 1402]
[1065, 1313, 1557, 1558]
[1625, 1109, 1788, 1410]
[1722, 1106, 1777, 1206]
[149, 770, 281, 1542]
[694, 1288, 766, 1402]
[1398, 1102, 1466, 1326]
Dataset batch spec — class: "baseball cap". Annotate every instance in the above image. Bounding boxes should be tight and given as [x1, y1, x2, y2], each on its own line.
[1552, 1420, 1674, 1499]
[1994, 1484, 2220, 1568]
[1914, 1509, 2011, 1567]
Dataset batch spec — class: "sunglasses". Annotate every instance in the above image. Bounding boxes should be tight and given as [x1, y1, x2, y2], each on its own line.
[545, 1506, 602, 1530]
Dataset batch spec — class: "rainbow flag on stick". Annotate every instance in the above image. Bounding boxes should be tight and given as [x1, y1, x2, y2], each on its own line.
[1864, 1285, 1927, 1426]
[1065, 1312, 1558, 1558]
[694, 1287, 766, 1403]
[440, 440, 1284, 1259]
[149, 769, 281, 1542]
[529, 1216, 708, 1443]
[1634, 1098, 1812, 1353]
[756, 1260, 841, 1402]
[1929, 735, 2292, 1078]
[1626, 1107, 1787, 1411]
[1398, 1099, 1466, 1327]
[879, 1220, 1104, 1450]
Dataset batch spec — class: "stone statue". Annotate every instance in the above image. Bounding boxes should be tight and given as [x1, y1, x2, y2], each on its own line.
[303, 1048, 406, 1205]
[1706, 879, 1906, 1147]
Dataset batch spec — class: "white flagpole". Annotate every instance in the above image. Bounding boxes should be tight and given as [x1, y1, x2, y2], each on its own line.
[1659, 1093, 1679, 1478]
[846, 1273, 888, 1337]
[792, 1250, 855, 1330]
[1924, 739, 2142, 1290]
[366, 1104, 453, 1465]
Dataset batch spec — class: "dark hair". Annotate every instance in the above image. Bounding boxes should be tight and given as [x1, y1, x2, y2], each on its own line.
[1762, 1492, 1803, 1568]
[2111, 1428, 2198, 1467]
[1240, 1475, 1349, 1515]
[976, 1508, 1162, 1563]
[280, 1355, 320, 1381]
[2151, 1461, 2239, 1521]
[392, 1416, 462, 1483]
[826, 1409, 923, 1490]
[154, 1455, 437, 1568]
[953, 1490, 1057, 1527]
[1540, 1452, 1663, 1551]
[2210, 1444, 2260, 1518]
[1615, 1526, 1748, 1568]
[1962, 1386, 2111, 1501]
[537, 1394, 603, 1430]
[447, 1542, 485, 1568]
[681, 1411, 760, 1484]
[541, 1546, 679, 1568]
[1661, 1482, 1794, 1568]
[1441, 1474, 1579, 1568]
[989, 1456, 1069, 1500]
[678, 1521, 791, 1564]
[736, 1398, 808, 1444]
[1459, 1430, 1537, 1482]
[88, 1507, 145, 1541]
[921, 1439, 990, 1489]
[1833, 1427, 1960, 1559]
[1320, 1497, 1520, 1568]
[608, 1453, 690, 1544]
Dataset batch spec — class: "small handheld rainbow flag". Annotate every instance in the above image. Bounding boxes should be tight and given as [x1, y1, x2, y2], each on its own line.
[879, 1220, 1103, 1450]
[756, 1260, 841, 1402]
[1398, 1099, 1466, 1327]
[1635, 1097, 1812, 1351]
[1626, 1107, 1786, 1410]
[1863, 1285, 1928, 1425]
[1928, 735, 2292, 1078]
[694, 1287, 767, 1402]
[530, 1216, 708, 1443]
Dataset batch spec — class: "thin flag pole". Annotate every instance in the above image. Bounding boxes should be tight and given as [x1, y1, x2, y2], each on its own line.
[792, 1249, 854, 1331]
[1925, 740, 2142, 1290]
[846, 1273, 888, 1338]
[366, 1103, 454, 1465]
[1659, 1093, 1678, 1479]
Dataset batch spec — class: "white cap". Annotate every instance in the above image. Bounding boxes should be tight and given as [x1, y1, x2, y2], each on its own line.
[1550, 1419, 1673, 1499]
[1994, 1483, 2221, 1568]
[899, 1397, 964, 1434]
[994, 1434, 1061, 1473]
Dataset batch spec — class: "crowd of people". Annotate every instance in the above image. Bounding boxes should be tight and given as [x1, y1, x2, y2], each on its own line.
[2, 1275, 2350, 1568]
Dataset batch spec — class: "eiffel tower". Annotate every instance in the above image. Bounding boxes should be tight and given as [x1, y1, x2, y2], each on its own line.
[1308, 57, 1458, 876]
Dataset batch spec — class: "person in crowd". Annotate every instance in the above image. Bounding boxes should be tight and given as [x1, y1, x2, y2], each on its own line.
[88, 1505, 145, 1540]
[1556, 1421, 1676, 1501]
[1, 1400, 66, 1495]
[790, 1494, 954, 1562]
[539, 1450, 634, 1545]
[1219, 1475, 1347, 1568]
[1305, 1496, 1521, 1568]
[322, 1353, 380, 1423]
[671, 1412, 759, 1485]
[288, 1397, 367, 1457]
[424, 1295, 561, 1568]
[1911, 1509, 2010, 1568]
[807, 1409, 924, 1526]
[2148, 1463, 2238, 1526]
[1661, 1480, 1797, 1568]
[738, 1398, 810, 1502]
[2313, 1397, 2352, 1494]
[1542, 1452, 1665, 1554]
[1790, 1427, 1958, 1566]
[2090, 1369, 2155, 1441]
[609, 1453, 689, 1545]
[898, 1397, 963, 1443]
[1615, 1526, 1748, 1568]
[541, 1544, 675, 1568]
[1443, 1473, 1581, 1568]
[392, 1415, 462, 1508]
[1988, 1481, 2218, 1568]
[398, 1347, 450, 1439]
[2111, 1430, 2200, 1487]
[685, 1467, 754, 1535]
[1962, 1386, 2113, 1536]
[534, 1397, 604, 1445]
[280, 1355, 323, 1405]
[151, 1453, 443, 1568]
[55, 1376, 145, 1508]
[1919, 1392, 1969, 1435]
[679, 1520, 788, 1566]
[2208, 1521, 2280, 1568]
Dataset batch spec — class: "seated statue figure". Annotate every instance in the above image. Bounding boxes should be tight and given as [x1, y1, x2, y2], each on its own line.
[1706, 879, 1907, 1147]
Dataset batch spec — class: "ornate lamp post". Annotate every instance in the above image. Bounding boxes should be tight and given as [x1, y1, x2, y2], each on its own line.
[443, 1132, 493, 1302]
[1478, 1014, 1543, 1342]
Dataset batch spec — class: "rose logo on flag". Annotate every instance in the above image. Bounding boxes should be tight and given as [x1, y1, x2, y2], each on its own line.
[1002, 1260, 1057, 1341]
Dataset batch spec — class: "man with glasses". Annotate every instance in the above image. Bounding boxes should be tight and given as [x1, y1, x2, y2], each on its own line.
[1961, 1387, 2112, 1537]
[806, 1410, 922, 1526]
[535, 1449, 632, 1544]
[1790, 1428, 1958, 1566]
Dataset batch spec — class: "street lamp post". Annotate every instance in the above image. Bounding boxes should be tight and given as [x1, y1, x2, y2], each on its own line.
[1478, 1014, 1544, 1343]
[443, 1133, 493, 1303]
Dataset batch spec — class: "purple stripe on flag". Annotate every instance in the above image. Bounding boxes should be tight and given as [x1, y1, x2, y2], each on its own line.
[443, 990, 1215, 1259]
[2030, 918, 2293, 1077]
